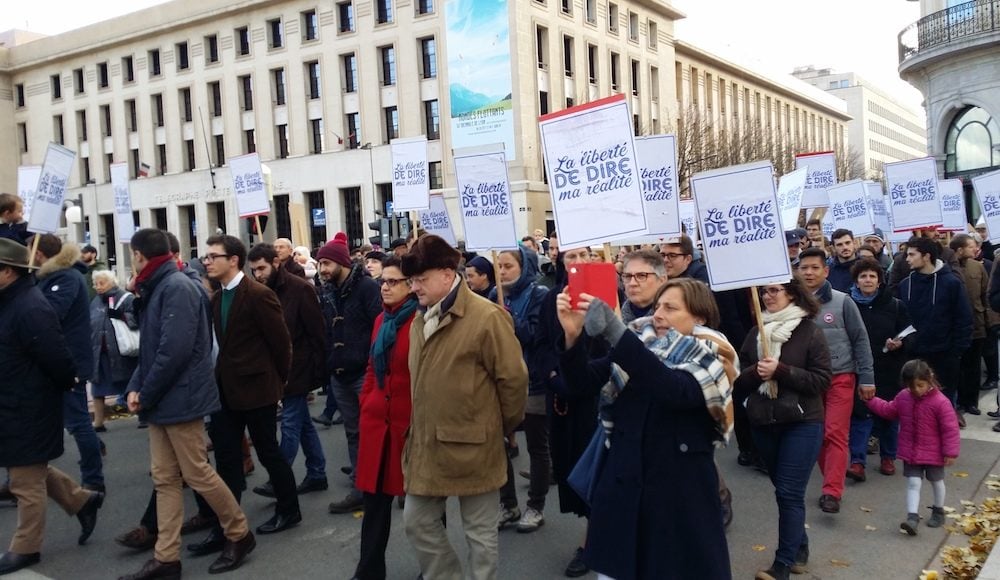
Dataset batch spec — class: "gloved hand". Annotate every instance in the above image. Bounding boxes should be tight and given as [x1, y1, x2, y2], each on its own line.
[583, 298, 626, 345]
[107, 307, 126, 321]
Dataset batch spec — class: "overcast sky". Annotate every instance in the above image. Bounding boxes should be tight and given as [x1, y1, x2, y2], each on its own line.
[2, 0, 925, 109]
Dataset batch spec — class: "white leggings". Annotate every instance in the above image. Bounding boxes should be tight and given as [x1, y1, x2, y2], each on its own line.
[907, 476, 946, 513]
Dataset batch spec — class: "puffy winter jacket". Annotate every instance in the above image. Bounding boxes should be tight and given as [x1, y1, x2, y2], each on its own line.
[866, 387, 960, 466]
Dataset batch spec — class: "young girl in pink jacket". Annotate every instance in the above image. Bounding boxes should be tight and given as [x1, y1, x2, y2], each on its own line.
[865, 359, 961, 535]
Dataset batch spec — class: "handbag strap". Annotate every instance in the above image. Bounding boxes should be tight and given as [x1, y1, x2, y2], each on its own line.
[112, 291, 133, 310]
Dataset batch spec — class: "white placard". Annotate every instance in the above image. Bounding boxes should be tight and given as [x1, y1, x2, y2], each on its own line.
[867, 182, 891, 236]
[821, 211, 836, 241]
[539, 95, 646, 248]
[635, 134, 680, 237]
[884, 205, 910, 244]
[454, 145, 518, 252]
[418, 195, 457, 247]
[17, 165, 42, 223]
[690, 161, 791, 291]
[973, 168, 1000, 245]
[391, 136, 430, 211]
[776, 166, 808, 231]
[885, 157, 942, 231]
[938, 178, 967, 232]
[826, 179, 874, 237]
[228, 153, 269, 217]
[795, 151, 837, 209]
[110, 163, 136, 243]
[680, 198, 699, 246]
[27, 143, 77, 234]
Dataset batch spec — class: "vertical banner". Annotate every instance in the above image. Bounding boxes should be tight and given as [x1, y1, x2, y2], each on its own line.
[27, 143, 77, 234]
[825, 179, 874, 236]
[418, 195, 458, 247]
[390, 136, 430, 211]
[795, 151, 837, 209]
[938, 178, 967, 232]
[690, 161, 791, 291]
[884, 157, 941, 231]
[17, 165, 42, 223]
[635, 134, 680, 237]
[776, 166, 808, 231]
[445, 0, 516, 158]
[973, 168, 1000, 244]
[539, 95, 645, 248]
[679, 199, 699, 245]
[454, 145, 517, 252]
[867, 182, 891, 236]
[228, 153, 269, 217]
[110, 163, 136, 243]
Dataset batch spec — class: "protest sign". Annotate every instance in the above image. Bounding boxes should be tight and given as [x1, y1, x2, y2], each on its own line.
[690, 161, 791, 291]
[418, 195, 458, 247]
[634, 134, 680, 237]
[679, 199, 698, 245]
[826, 179, 874, 237]
[27, 143, 76, 234]
[973, 168, 1000, 244]
[938, 178, 967, 232]
[17, 165, 42, 223]
[884, 157, 941, 231]
[391, 136, 430, 211]
[228, 153, 269, 217]
[454, 145, 517, 252]
[776, 166, 808, 230]
[867, 182, 891, 234]
[110, 163, 136, 243]
[539, 94, 645, 248]
[795, 151, 836, 209]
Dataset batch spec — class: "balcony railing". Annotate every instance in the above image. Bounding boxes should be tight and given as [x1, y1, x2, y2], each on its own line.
[899, 0, 1000, 63]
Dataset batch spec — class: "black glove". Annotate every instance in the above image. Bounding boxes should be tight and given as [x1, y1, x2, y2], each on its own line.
[584, 298, 627, 345]
[107, 307, 126, 321]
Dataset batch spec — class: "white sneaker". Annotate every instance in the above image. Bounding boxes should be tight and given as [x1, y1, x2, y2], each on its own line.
[516, 507, 545, 533]
[497, 505, 521, 530]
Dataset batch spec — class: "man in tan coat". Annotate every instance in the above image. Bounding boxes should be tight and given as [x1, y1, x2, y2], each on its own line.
[401, 235, 527, 580]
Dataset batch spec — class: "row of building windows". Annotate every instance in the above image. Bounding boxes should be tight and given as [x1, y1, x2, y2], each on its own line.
[869, 138, 915, 163]
[867, 100, 924, 138]
[534, 0, 659, 50]
[867, 119, 926, 153]
[335, 0, 434, 33]
[536, 26, 657, 99]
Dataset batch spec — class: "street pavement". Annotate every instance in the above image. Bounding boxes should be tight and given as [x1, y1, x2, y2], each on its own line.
[2, 389, 1000, 579]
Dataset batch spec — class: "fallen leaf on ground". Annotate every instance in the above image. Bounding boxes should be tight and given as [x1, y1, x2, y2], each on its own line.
[953, 471, 970, 478]
[830, 559, 851, 567]
[751, 545, 766, 552]
[859, 506, 873, 513]
[961, 500, 976, 506]
[919, 570, 939, 580]
[864, 525, 877, 531]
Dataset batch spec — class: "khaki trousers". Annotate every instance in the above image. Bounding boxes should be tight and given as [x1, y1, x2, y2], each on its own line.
[149, 419, 249, 562]
[8, 464, 91, 554]
[403, 491, 499, 580]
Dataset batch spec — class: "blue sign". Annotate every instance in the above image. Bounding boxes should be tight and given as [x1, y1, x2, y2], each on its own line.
[312, 208, 326, 227]
[385, 201, 394, 218]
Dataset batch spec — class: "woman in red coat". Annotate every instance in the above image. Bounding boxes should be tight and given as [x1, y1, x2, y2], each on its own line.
[353, 256, 418, 580]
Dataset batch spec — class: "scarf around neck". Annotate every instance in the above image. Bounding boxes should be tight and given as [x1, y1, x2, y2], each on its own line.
[850, 284, 877, 305]
[371, 296, 418, 388]
[756, 304, 808, 399]
[135, 254, 179, 285]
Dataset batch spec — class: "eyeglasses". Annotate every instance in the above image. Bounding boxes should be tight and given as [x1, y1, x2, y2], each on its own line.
[622, 272, 657, 283]
[660, 252, 689, 261]
[759, 287, 786, 297]
[381, 278, 410, 288]
[202, 253, 231, 262]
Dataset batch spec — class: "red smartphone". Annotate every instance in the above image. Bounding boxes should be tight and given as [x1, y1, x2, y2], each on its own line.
[567, 262, 619, 310]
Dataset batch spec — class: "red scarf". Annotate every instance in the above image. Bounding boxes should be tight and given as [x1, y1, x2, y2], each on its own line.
[135, 254, 180, 285]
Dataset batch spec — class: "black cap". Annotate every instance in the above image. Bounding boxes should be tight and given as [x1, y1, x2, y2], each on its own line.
[81, 245, 98, 254]
[389, 238, 407, 250]
[785, 230, 803, 247]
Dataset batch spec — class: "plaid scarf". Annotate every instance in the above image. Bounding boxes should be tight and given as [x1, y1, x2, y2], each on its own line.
[600, 317, 734, 448]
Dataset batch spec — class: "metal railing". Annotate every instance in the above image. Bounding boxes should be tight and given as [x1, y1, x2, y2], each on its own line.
[898, 0, 1000, 63]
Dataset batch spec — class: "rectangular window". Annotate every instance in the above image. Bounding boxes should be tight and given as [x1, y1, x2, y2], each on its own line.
[420, 37, 437, 79]
[306, 191, 326, 248]
[51, 74, 62, 100]
[648, 20, 658, 49]
[384, 106, 399, 142]
[310, 118, 324, 154]
[157, 143, 167, 175]
[180, 88, 192, 122]
[341, 187, 363, 249]
[566, 97, 574, 108]
[428, 161, 442, 189]
[77, 110, 88, 141]
[74, 68, 85, 94]
[15, 84, 24, 107]
[650, 66, 659, 102]
[130, 148, 140, 179]
[104, 153, 113, 183]
[214, 134, 226, 166]
[561, 0, 571, 14]
[17, 123, 27, 153]
[81, 157, 91, 183]
[306, 61, 322, 99]
[302, 10, 318, 41]
[122, 56, 134, 82]
[343, 54, 358, 92]
[101, 104, 112, 137]
[209, 82, 222, 117]
[380, 46, 396, 86]
[536, 25, 548, 69]
[268, 18, 283, 49]
[185, 139, 196, 171]
[633, 114, 640, 136]
[628, 11, 639, 41]
[376, 0, 393, 24]
[98, 62, 109, 88]
[424, 100, 440, 140]
[236, 26, 250, 56]
[585, 0, 596, 23]
[53, 115, 64, 145]
[148, 49, 161, 76]
[239, 75, 253, 111]
[587, 44, 598, 84]
[608, 3, 619, 34]
[125, 99, 137, 132]
[272, 68, 286, 105]
[245, 129, 256, 154]
[152, 94, 164, 128]
[338, 2, 355, 33]
[631, 59, 640, 96]
[610, 52, 620, 92]
[346, 112, 360, 148]
[276, 124, 289, 158]
[153, 208, 168, 230]
[176, 42, 189, 70]
[563, 35, 574, 78]
[539, 90, 549, 116]
[205, 34, 219, 64]
[416, 0, 434, 15]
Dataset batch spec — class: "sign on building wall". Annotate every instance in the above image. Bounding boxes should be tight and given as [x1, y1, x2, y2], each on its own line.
[445, 0, 516, 158]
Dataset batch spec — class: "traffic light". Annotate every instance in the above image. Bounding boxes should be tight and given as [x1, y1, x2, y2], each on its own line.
[397, 216, 411, 240]
[369, 217, 390, 249]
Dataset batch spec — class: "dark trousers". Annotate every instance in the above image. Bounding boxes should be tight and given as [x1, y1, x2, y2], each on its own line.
[500, 413, 550, 512]
[922, 351, 962, 407]
[355, 492, 394, 579]
[208, 403, 299, 516]
[733, 377, 758, 457]
[959, 338, 985, 409]
[984, 328, 999, 383]
[140, 489, 214, 532]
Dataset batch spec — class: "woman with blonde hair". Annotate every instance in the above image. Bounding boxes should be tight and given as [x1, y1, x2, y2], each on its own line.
[89, 270, 138, 431]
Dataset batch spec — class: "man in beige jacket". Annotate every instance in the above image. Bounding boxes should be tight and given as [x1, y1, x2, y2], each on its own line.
[401, 235, 527, 580]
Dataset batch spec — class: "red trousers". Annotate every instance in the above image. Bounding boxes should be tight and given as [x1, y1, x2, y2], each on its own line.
[819, 372, 856, 499]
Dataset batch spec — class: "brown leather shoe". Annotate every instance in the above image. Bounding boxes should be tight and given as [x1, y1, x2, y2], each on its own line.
[117, 558, 181, 580]
[208, 532, 255, 574]
[115, 526, 157, 551]
[879, 457, 896, 476]
[181, 513, 217, 535]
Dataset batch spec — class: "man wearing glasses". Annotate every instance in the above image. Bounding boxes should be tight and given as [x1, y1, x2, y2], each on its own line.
[620, 249, 667, 323]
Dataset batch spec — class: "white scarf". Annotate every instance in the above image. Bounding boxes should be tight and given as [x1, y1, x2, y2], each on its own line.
[422, 275, 461, 340]
[756, 304, 807, 399]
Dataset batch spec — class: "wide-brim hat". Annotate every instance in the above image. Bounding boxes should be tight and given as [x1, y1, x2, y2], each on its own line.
[0, 238, 32, 269]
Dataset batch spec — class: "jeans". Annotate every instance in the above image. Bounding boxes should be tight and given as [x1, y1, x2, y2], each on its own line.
[849, 415, 899, 465]
[752, 421, 823, 567]
[280, 394, 327, 481]
[320, 380, 340, 419]
[64, 383, 104, 488]
[499, 413, 550, 512]
[330, 374, 364, 493]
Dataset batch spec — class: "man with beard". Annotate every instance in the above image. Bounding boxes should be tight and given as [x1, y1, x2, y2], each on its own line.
[246, 244, 329, 498]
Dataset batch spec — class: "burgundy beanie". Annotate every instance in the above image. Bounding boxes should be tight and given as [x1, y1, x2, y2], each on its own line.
[316, 232, 352, 268]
